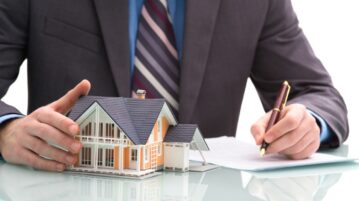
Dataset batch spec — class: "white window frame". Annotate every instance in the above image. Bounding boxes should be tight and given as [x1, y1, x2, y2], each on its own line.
[105, 148, 114, 168]
[157, 143, 162, 155]
[157, 117, 162, 141]
[97, 148, 103, 167]
[81, 147, 92, 166]
[144, 147, 149, 162]
[131, 149, 137, 161]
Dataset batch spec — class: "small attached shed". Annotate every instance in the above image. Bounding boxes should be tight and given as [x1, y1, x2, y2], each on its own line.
[163, 124, 209, 172]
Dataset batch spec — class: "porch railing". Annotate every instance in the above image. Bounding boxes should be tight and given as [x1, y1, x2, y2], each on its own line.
[76, 136, 131, 145]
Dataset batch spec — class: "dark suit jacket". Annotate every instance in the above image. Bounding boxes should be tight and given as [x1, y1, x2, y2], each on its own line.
[0, 0, 349, 147]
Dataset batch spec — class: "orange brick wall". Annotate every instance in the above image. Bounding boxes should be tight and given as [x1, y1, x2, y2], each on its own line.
[124, 147, 129, 169]
[162, 116, 169, 139]
[114, 146, 119, 170]
[153, 122, 158, 142]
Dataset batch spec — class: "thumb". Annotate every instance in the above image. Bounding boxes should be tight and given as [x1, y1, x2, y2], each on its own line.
[250, 111, 271, 145]
[49, 79, 91, 114]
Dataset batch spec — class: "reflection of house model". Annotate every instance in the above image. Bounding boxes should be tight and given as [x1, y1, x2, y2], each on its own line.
[67, 91, 209, 177]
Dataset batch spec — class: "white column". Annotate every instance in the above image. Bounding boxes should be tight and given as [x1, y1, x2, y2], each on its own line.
[93, 146, 98, 170]
[119, 145, 124, 173]
[94, 105, 99, 170]
[136, 146, 141, 172]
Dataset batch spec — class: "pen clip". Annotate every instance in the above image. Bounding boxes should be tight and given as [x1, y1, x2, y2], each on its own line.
[281, 84, 291, 109]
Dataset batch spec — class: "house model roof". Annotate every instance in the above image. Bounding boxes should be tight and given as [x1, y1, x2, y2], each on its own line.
[165, 124, 198, 143]
[68, 96, 169, 145]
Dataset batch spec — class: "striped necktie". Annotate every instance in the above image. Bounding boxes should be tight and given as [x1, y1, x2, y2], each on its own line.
[132, 0, 180, 114]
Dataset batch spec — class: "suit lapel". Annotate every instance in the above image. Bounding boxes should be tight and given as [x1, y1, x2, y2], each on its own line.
[179, 0, 221, 122]
[93, 0, 131, 97]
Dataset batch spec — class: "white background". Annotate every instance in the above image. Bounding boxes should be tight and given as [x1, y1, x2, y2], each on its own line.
[2, 0, 359, 143]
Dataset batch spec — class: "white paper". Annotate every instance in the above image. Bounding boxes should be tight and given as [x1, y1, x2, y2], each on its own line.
[189, 136, 359, 171]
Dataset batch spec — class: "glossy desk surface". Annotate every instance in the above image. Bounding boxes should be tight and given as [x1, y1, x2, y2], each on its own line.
[1, 145, 359, 201]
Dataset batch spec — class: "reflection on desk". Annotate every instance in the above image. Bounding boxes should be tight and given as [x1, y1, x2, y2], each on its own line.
[1, 161, 358, 201]
[246, 172, 340, 201]
[0, 162, 209, 201]
[1, 144, 358, 201]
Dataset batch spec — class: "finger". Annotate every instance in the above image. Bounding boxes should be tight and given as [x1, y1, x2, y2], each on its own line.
[280, 121, 320, 155]
[286, 139, 320, 160]
[22, 134, 78, 166]
[20, 148, 66, 171]
[251, 112, 271, 145]
[30, 121, 82, 154]
[265, 107, 305, 143]
[49, 79, 91, 114]
[265, 125, 309, 154]
[36, 108, 79, 136]
[279, 130, 314, 155]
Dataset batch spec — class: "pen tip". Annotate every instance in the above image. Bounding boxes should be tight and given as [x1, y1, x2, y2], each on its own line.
[260, 149, 266, 157]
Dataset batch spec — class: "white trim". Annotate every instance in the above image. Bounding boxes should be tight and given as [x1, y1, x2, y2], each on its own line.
[77, 102, 98, 125]
[157, 143, 162, 155]
[162, 103, 177, 125]
[144, 147, 149, 162]
[136, 147, 141, 171]
[157, 117, 162, 141]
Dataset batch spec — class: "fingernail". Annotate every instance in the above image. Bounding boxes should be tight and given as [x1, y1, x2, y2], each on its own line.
[66, 156, 75, 164]
[70, 125, 79, 135]
[56, 164, 65, 171]
[71, 142, 81, 153]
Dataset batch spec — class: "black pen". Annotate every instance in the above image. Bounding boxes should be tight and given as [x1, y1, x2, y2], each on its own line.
[260, 81, 291, 157]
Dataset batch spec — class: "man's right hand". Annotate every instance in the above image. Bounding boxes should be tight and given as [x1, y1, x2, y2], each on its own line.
[0, 80, 91, 171]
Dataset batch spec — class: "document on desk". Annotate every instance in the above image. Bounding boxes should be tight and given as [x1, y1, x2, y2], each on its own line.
[189, 136, 359, 171]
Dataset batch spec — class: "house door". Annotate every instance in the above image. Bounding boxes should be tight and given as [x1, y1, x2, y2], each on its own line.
[80, 146, 93, 167]
[97, 148, 114, 169]
[130, 148, 138, 170]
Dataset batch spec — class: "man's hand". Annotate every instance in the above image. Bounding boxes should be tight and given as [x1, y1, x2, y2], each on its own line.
[0, 80, 91, 171]
[251, 104, 321, 160]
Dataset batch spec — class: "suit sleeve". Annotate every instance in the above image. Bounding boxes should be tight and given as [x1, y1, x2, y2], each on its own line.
[0, 0, 29, 116]
[250, 0, 349, 148]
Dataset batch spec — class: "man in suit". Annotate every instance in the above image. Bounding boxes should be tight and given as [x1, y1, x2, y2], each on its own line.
[0, 0, 348, 171]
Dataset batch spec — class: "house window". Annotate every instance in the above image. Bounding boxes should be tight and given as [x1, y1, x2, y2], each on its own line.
[88, 123, 92, 136]
[144, 148, 148, 162]
[99, 123, 103, 137]
[131, 149, 137, 161]
[81, 147, 92, 166]
[105, 149, 114, 167]
[123, 135, 128, 144]
[157, 144, 161, 155]
[105, 124, 110, 137]
[105, 123, 115, 139]
[117, 128, 121, 139]
[98, 148, 103, 166]
[111, 124, 114, 138]
[83, 123, 93, 137]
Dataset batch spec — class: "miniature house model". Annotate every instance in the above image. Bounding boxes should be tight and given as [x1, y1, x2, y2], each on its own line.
[67, 92, 209, 177]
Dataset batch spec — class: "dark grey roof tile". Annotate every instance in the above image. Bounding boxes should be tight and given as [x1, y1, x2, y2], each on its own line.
[123, 98, 165, 144]
[164, 124, 198, 143]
